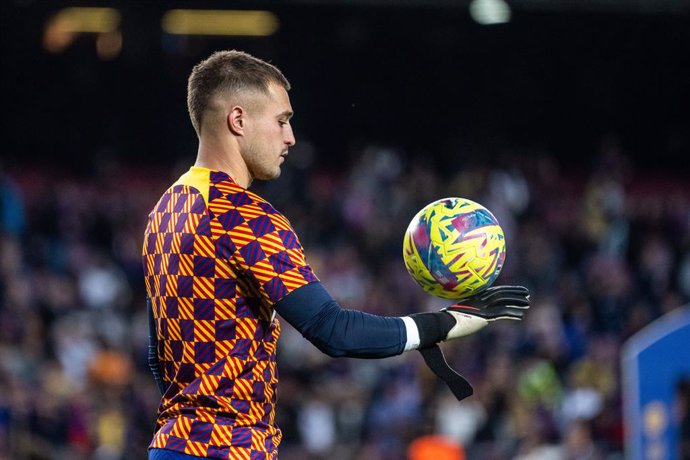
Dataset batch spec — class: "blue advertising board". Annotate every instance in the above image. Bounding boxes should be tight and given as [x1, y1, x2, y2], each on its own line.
[622, 307, 690, 460]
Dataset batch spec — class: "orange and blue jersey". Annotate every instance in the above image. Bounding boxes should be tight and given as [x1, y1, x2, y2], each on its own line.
[142, 166, 318, 459]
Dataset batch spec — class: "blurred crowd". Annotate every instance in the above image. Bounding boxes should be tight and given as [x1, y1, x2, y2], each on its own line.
[1, 138, 689, 460]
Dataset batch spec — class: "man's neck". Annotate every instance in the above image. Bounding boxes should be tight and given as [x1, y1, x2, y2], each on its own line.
[195, 137, 252, 188]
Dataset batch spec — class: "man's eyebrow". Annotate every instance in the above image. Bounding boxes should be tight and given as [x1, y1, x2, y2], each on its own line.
[277, 110, 293, 119]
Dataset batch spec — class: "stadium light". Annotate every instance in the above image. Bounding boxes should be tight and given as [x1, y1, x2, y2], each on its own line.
[49, 7, 121, 33]
[43, 7, 122, 57]
[469, 0, 512, 25]
[162, 10, 279, 36]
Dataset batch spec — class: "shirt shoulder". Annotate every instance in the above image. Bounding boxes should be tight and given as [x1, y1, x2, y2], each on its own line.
[205, 172, 318, 304]
[173, 166, 212, 205]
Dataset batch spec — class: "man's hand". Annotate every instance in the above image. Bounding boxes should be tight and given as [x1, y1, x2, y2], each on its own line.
[411, 285, 530, 402]
[443, 285, 530, 341]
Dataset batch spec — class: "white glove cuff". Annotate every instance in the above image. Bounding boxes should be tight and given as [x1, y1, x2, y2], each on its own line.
[444, 311, 488, 340]
[401, 316, 421, 351]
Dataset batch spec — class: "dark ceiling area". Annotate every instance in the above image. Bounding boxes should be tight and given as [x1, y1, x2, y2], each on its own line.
[2, 1, 690, 172]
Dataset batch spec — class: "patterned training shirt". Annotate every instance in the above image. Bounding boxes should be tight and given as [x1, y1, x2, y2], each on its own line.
[142, 166, 318, 459]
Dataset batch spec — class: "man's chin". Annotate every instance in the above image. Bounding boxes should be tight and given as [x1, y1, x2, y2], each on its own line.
[256, 169, 282, 182]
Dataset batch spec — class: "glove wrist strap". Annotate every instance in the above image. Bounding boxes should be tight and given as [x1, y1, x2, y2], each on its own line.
[408, 311, 455, 348]
[418, 344, 474, 401]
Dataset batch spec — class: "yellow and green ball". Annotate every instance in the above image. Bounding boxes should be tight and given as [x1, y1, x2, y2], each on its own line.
[403, 197, 506, 299]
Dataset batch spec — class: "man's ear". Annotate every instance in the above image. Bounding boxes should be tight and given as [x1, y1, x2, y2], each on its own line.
[227, 106, 245, 135]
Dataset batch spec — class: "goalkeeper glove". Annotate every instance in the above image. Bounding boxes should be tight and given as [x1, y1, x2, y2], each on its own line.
[410, 285, 530, 348]
[443, 285, 530, 340]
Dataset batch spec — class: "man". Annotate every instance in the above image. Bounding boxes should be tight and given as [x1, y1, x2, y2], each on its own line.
[142, 50, 529, 460]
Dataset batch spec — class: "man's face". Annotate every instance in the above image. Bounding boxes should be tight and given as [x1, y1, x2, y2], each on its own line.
[242, 82, 296, 182]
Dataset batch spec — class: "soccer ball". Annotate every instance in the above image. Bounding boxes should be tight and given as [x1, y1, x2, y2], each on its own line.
[402, 197, 506, 299]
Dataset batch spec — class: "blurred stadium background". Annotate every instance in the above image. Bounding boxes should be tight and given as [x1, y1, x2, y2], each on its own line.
[1, 1, 690, 459]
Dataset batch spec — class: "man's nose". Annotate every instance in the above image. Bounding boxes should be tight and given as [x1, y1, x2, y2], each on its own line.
[285, 126, 296, 146]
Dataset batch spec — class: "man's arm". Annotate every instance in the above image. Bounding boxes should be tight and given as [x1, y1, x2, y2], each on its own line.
[274, 282, 529, 359]
[274, 282, 410, 358]
[147, 297, 166, 395]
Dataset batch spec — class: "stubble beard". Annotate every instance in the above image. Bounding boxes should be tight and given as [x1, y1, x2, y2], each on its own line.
[244, 142, 282, 182]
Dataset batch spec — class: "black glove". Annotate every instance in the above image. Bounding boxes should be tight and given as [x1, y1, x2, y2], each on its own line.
[410, 285, 530, 347]
[443, 285, 530, 340]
